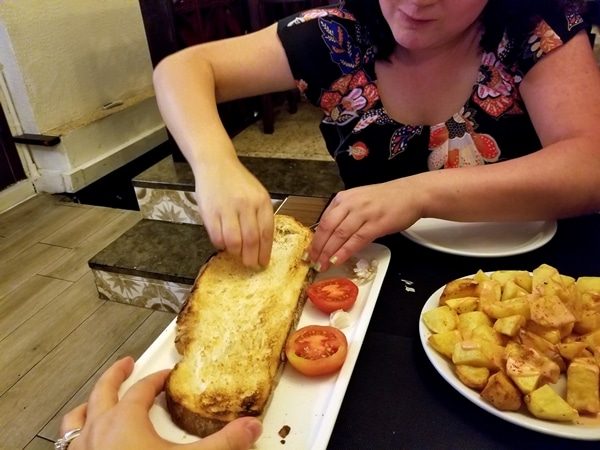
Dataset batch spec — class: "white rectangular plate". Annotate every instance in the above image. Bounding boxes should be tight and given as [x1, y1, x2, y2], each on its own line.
[118, 242, 391, 449]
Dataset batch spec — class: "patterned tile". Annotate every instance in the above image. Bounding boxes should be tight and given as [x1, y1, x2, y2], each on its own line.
[135, 187, 202, 225]
[92, 269, 191, 313]
[135, 187, 285, 225]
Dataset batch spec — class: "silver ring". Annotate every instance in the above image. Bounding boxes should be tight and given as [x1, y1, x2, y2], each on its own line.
[54, 428, 82, 450]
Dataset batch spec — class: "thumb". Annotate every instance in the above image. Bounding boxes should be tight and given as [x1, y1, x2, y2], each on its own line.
[188, 417, 262, 450]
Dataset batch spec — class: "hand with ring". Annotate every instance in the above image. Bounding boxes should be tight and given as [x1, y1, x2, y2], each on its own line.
[57, 357, 262, 450]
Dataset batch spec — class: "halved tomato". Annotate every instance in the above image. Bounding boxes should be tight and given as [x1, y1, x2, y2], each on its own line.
[285, 325, 348, 376]
[307, 277, 359, 314]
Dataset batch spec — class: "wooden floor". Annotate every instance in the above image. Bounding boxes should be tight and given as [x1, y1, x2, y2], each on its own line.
[0, 194, 176, 449]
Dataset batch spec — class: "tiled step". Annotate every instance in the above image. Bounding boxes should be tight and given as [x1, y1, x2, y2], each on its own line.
[89, 219, 210, 312]
[132, 155, 343, 225]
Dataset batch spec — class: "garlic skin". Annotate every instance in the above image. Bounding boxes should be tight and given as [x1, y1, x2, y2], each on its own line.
[330, 309, 352, 329]
[346, 257, 378, 285]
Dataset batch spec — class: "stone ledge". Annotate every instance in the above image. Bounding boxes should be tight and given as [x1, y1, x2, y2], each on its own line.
[89, 219, 214, 285]
[132, 155, 344, 198]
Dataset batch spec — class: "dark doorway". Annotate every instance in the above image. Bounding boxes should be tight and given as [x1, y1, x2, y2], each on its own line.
[0, 101, 26, 191]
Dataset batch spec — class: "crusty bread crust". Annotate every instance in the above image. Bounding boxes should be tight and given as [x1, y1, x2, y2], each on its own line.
[166, 215, 314, 437]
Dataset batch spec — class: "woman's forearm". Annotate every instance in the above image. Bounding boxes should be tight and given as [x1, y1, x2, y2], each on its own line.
[153, 49, 239, 176]
[152, 24, 296, 177]
[416, 137, 600, 222]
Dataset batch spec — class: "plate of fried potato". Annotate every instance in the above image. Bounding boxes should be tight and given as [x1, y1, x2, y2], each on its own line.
[419, 264, 600, 440]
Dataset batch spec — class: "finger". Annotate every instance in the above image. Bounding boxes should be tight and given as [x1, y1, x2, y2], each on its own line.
[86, 357, 134, 421]
[307, 205, 348, 268]
[196, 189, 225, 250]
[323, 226, 373, 270]
[120, 369, 171, 411]
[313, 213, 367, 272]
[190, 417, 262, 450]
[257, 208, 274, 267]
[220, 212, 243, 258]
[60, 403, 87, 435]
[205, 215, 226, 251]
[238, 209, 261, 268]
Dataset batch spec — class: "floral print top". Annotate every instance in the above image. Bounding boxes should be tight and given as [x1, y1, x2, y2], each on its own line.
[276, 7, 589, 189]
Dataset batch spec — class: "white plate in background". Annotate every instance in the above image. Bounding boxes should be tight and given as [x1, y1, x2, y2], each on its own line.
[402, 219, 557, 257]
[118, 243, 391, 450]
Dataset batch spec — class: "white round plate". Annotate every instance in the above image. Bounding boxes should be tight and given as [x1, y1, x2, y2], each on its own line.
[419, 279, 600, 440]
[402, 219, 557, 257]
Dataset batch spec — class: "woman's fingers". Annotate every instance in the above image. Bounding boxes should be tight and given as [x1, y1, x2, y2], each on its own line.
[220, 211, 244, 258]
[203, 213, 226, 251]
[256, 206, 274, 267]
[238, 202, 275, 268]
[307, 186, 403, 271]
[312, 215, 372, 272]
[237, 209, 261, 267]
[119, 369, 171, 411]
[307, 196, 350, 267]
[196, 175, 274, 268]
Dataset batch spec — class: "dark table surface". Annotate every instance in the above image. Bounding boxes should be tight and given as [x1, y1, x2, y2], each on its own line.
[327, 213, 600, 450]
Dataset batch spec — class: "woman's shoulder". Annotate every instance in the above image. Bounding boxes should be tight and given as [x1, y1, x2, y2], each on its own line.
[277, 7, 358, 30]
[276, 6, 366, 62]
[495, 6, 590, 73]
[276, 6, 374, 104]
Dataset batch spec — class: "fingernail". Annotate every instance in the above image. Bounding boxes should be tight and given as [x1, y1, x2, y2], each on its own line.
[329, 256, 338, 265]
[245, 418, 263, 442]
[313, 262, 322, 272]
[301, 251, 309, 261]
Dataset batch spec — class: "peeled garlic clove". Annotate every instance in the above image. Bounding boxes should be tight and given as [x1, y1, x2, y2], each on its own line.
[330, 309, 352, 329]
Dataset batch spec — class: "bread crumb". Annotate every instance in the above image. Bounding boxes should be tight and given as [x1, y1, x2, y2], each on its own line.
[278, 425, 291, 438]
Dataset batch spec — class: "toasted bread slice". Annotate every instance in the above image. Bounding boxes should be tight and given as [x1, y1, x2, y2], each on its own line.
[166, 214, 314, 437]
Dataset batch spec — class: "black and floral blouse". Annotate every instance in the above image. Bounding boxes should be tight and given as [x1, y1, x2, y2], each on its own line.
[277, 7, 589, 189]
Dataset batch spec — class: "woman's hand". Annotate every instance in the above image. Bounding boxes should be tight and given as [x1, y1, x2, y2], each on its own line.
[307, 180, 423, 272]
[153, 23, 297, 269]
[61, 357, 262, 450]
[194, 161, 275, 268]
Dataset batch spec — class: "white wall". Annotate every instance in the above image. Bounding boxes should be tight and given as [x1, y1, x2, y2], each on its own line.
[0, 0, 166, 200]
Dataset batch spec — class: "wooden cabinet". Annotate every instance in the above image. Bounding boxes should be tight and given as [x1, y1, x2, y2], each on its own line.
[138, 1, 332, 159]
[138, 0, 259, 161]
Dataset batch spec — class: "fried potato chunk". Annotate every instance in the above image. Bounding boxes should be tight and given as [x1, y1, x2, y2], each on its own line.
[491, 270, 532, 293]
[455, 365, 490, 390]
[439, 278, 479, 306]
[493, 315, 526, 337]
[444, 296, 479, 314]
[528, 294, 575, 329]
[452, 338, 504, 371]
[481, 372, 522, 411]
[567, 357, 600, 414]
[525, 384, 579, 422]
[504, 340, 560, 391]
[457, 311, 492, 340]
[422, 305, 458, 334]
[483, 296, 530, 320]
[428, 330, 462, 359]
